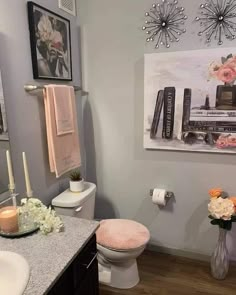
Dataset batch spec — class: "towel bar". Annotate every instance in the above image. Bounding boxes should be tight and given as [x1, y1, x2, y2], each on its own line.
[24, 84, 89, 96]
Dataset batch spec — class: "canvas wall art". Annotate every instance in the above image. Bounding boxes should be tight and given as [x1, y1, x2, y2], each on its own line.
[144, 48, 236, 153]
[28, 2, 72, 81]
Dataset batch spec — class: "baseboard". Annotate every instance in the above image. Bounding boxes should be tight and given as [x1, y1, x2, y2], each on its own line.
[147, 244, 211, 262]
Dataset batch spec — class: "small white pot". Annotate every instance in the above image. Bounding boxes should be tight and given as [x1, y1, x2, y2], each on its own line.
[70, 179, 85, 192]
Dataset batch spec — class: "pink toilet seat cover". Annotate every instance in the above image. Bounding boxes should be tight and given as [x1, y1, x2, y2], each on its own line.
[96, 219, 150, 250]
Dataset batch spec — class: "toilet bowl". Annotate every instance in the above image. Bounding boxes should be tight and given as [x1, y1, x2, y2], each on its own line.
[97, 244, 146, 289]
[52, 183, 150, 289]
[96, 219, 150, 289]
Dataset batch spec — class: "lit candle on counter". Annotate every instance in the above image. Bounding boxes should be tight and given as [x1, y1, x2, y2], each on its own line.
[22, 152, 33, 198]
[0, 206, 18, 233]
[6, 150, 15, 192]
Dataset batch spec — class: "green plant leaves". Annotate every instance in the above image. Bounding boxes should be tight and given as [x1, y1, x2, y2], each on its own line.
[69, 169, 82, 181]
[231, 215, 236, 222]
[210, 218, 232, 231]
[222, 57, 227, 64]
[222, 54, 233, 64]
[210, 219, 219, 225]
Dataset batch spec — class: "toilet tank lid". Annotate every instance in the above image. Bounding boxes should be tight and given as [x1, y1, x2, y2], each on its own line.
[52, 182, 96, 208]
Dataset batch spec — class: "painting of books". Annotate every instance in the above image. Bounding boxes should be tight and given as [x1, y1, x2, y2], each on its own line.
[144, 48, 236, 153]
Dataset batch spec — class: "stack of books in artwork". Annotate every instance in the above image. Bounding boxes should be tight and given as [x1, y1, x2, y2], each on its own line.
[150, 87, 236, 149]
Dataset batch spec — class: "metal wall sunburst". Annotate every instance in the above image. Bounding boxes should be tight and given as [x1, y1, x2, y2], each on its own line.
[142, 0, 187, 49]
[196, 0, 236, 45]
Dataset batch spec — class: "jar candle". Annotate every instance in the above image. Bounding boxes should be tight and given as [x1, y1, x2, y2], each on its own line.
[0, 206, 19, 233]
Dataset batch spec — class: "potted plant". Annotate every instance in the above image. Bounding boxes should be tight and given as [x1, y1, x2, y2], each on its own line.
[208, 188, 236, 280]
[69, 170, 84, 192]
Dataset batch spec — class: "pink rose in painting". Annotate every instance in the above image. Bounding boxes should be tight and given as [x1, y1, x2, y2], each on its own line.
[209, 61, 221, 78]
[51, 31, 63, 51]
[209, 55, 236, 84]
[216, 65, 236, 84]
[224, 57, 236, 72]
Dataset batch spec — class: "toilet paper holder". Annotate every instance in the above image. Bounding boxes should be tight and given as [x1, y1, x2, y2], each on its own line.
[149, 189, 174, 199]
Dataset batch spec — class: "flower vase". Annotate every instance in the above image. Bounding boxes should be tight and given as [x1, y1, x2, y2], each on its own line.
[211, 228, 229, 280]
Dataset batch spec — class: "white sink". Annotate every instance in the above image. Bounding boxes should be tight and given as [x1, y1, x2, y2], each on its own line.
[0, 251, 30, 295]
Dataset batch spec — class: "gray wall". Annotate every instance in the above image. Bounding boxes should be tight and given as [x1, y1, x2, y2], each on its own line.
[0, 0, 82, 204]
[78, 0, 236, 259]
[0, 141, 10, 194]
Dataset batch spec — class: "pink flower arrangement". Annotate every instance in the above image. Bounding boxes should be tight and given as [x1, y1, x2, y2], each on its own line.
[208, 188, 236, 231]
[216, 134, 236, 149]
[209, 54, 236, 84]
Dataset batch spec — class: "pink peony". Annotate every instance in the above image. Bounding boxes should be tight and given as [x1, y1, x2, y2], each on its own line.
[209, 61, 221, 78]
[216, 65, 236, 84]
[225, 56, 236, 70]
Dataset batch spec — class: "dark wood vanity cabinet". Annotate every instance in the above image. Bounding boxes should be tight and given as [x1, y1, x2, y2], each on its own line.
[47, 234, 99, 295]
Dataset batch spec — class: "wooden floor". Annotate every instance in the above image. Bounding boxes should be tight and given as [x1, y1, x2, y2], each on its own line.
[99, 251, 236, 295]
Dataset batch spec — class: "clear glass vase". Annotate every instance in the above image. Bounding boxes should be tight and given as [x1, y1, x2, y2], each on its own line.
[211, 228, 229, 280]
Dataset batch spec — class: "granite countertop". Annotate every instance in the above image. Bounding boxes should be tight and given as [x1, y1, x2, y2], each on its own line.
[0, 216, 99, 295]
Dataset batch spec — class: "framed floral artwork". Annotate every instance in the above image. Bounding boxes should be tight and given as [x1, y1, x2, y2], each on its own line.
[27, 2, 72, 81]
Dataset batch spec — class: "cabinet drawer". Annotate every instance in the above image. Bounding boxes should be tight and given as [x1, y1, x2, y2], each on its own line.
[47, 234, 98, 295]
[47, 264, 74, 295]
[74, 260, 99, 295]
[73, 234, 98, 288]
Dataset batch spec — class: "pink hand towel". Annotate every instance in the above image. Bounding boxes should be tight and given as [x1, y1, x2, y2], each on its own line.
[52, 86, 74, 135]
[44, 85, 81, 178]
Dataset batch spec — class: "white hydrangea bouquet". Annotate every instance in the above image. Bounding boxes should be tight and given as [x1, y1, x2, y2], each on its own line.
[18, 198, 64, 235]
[208, 188, 236, 231]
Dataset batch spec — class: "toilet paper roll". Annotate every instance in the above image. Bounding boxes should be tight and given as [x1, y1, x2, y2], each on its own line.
[152, 189, 167, 206]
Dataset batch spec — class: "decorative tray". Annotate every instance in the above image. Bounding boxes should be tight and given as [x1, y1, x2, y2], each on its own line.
[0, 223, 39, 238]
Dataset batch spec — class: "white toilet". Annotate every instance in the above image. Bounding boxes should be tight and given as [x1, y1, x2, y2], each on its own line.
[52, 182, 150, 289]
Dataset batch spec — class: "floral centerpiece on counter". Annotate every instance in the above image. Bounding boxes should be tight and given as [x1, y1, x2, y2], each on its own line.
[208, 188, 236, 230]
[208, 188, 236, 280]
[18, 198, 64, 235]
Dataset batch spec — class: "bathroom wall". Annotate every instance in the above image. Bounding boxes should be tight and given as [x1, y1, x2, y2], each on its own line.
[0, 0, 83, 204]
[0, 141, 10, 193]
[77, 0, 236, 260]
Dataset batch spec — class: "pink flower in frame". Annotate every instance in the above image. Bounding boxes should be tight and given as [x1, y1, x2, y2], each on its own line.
[209, 61, 221, 79]
[216, 65, 236, 84]
[208, 54, 236, 84]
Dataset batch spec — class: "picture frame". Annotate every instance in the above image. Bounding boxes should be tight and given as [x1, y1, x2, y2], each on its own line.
[27, 1, 73, 81]
[144, 47, 236, 154]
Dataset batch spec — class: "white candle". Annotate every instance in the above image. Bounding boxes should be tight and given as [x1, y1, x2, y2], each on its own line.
[22, 152, 33, 198]
[6, 150, 15, 191]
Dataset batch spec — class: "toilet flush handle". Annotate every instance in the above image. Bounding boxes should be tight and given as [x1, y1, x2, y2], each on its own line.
[75, 206, 83, 212]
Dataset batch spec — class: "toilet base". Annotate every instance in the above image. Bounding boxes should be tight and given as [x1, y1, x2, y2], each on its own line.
[98, 259, 140, 289]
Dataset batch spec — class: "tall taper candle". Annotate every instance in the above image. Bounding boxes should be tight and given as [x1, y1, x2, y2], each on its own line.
[6, 150, 15, 191]
[22, 152, 33, 198]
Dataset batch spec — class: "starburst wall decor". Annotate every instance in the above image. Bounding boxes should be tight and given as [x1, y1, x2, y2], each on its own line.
[196, 0, 236, 45]
[143, 0, 187, 49]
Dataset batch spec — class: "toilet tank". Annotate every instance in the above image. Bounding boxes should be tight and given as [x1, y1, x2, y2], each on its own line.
[52, 182, 96, 220]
